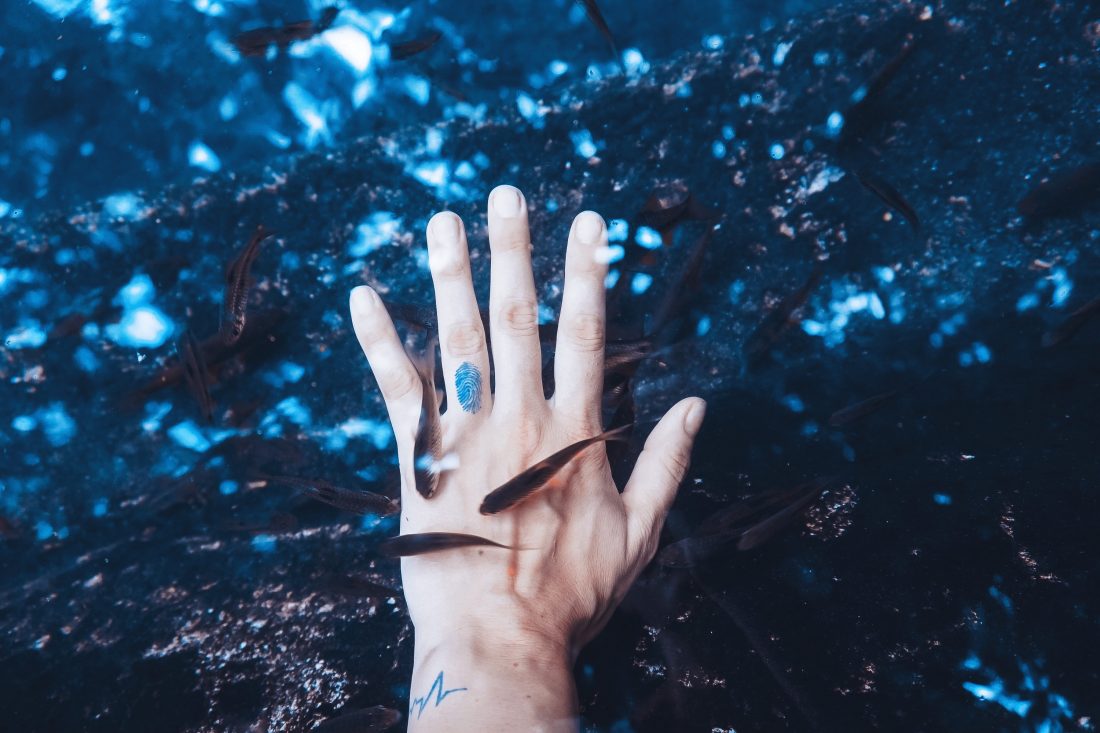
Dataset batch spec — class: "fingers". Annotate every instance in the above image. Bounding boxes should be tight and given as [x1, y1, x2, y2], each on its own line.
[349, 286, 423, 444]
[552, 211, 608, 424]
[622, 397, 706, 562]
[427, 211, 492, 419]
[487, 185, 544, 411]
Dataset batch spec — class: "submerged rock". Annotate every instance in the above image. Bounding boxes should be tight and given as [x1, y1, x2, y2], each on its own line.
[1, 1, 1098, 731]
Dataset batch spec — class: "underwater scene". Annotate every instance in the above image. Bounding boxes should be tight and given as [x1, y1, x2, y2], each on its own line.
[1, 0, 1098, 731]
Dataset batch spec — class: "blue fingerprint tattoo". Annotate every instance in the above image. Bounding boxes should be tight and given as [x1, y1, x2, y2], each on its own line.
[454, 362, 482, 413]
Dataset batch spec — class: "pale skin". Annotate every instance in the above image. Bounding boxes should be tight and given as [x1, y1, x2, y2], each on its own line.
[348, 185, 706, 732]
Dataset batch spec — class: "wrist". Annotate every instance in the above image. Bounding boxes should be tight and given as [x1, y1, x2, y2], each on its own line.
[409, 632, 578, 732]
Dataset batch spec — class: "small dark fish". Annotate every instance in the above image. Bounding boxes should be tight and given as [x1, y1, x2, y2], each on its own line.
[1042, 295, 1100, 348]
[320, 574, 402, 602]
[828, 389, 900, 428]
[379, 532, 509, 558]
[658, 479, 833, 567]
[480, 424, 631, 514]
[221, 225, 274, 346]
[48, 312, 90, 340]
[857, 171, 920, 231]
[577, 0, 619, 58]
[312, 705, 402, 733]
[604, 338, 654, 375]
[1018, 163, 1100, 219]
[841, 33, 918, 142]
[259, 474, 398, 516]
[389, 30, 442, 61]
[179, 328, 215, 423]
[412, 338, 444, 499]
[650, 225, 717, 341]
[744, 266, 825, 363]
[222, 511, 299, 535]
[233, 7, 339, 57]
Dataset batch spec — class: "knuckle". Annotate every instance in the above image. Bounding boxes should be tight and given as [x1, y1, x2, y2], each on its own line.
[658, 449, 691, 487]
[497, 298, 539, 337]
[445, 321, 485, 357]
[563, 313, 605, 353]
[428, 245, 468, 279]
[382, 365, 421, 403]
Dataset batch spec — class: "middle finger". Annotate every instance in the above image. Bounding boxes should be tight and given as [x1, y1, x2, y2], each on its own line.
[487, 185, 544, 411]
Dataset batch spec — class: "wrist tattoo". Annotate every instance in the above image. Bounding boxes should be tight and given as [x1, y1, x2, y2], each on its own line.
[411, 670, 468, 720]
[454, 362, 482, 413]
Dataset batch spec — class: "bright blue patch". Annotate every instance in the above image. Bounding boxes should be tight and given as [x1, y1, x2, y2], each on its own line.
[631, 273, 653, 294]
[280, 361, 306, 383]
[696, 315, 711, 337]
[769, 143, 785, 160]
[826, 111, 844, 137]
[350, 212, 402, 257]
[92, 498, 108, 517]
[6, 321, 47, 349]
[781, 394, 805, 413]
[168, 421, 212, 452]
[114, 273, 155, 308]
[570, 129, 599, 159]
[711, 141, 727, 158]
[933, 493, 952, 505]
[1016, 292, 1040, 312]
[252, 534, 277, 552]
[607, 219, 629, 242]
[634, 226, 662, 249]
[105, 306, 174, 348]
[275, 397, 311, 426]
[219, 480, 238, 496]
[12, 415, 36, 432]
[188, 141, 221, 173]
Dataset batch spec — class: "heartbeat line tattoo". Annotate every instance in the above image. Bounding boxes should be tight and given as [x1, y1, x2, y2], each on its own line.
[411, 670, 468, 719]
[454, 361, 482, 413]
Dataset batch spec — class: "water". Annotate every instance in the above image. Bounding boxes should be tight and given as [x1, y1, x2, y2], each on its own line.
[1, 1, 1098, 731]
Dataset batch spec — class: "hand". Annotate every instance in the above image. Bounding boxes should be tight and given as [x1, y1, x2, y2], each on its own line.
[348, 185, 706, 731]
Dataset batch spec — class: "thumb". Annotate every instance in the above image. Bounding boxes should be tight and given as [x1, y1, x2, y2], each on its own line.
[622, 396, 706, 562]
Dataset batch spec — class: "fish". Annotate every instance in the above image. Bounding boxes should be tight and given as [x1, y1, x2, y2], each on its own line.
[650, 225, 717, 342]
[319, 574, 402, 602]
[828, 389, 900, 427]
[743, 266, 825, 363]
[258, 474, 399, 516]
[411, 338, 444, 499]
[378, 532, 510, 558]
[842, 34, 918, 143]
[1018, 163, 1100, 219]
[178, 328, 215, 423]
[222, 511, 299, 535]
[578, 0, 619, 59]
[1042, 295, 1100, 348]
[312, 706, 402, 733]
[657, 479, 833, 567]
[221, 225, 274, 346]
[389, 30, 443, 61]
[857, 171, 921, 231]
[603, 338, 655, 375]
[232, 7, 339, 57]
[480, 424, 632, 514]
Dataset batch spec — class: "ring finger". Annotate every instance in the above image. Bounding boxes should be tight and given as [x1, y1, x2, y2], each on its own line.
[426, 211, 492, 420]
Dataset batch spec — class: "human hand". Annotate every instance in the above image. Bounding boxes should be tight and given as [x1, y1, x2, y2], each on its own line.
[348, 185, 705, 731]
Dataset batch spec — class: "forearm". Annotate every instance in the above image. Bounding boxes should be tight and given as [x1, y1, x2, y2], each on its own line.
[408, 633, 579, 732]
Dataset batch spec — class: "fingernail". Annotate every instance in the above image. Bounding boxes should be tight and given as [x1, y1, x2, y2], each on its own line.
[576, 211, 604, 245]
[432, 213, 460, 246]
[493, 186, 522, 218]
[350, 285, 378, 315]
[683, 398, 706, 436]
